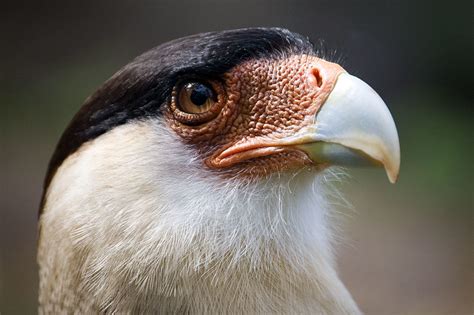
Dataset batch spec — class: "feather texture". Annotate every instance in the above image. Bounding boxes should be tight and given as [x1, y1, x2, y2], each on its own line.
[38, 119, 360, 314]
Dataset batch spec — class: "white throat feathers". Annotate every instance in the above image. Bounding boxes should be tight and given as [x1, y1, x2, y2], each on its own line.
[38, 119, 361, 314]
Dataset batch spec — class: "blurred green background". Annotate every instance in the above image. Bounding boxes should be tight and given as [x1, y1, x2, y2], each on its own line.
[1, 1, 472, 314]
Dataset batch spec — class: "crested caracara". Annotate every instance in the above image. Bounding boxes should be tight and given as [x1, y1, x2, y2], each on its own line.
[38, 27, 400, 314]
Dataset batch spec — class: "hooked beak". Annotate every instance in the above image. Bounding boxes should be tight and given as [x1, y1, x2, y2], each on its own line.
[293, 73, 400, 183]
[209, 65, 400, 183]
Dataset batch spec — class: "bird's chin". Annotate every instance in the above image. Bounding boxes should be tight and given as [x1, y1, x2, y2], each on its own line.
[207, 149, 319, 180]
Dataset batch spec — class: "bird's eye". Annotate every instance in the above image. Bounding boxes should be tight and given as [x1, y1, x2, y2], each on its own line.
[178, 82, 216, 114]
[170, 80, 224, 126]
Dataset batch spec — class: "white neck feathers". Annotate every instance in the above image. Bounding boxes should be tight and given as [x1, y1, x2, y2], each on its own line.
[38, 120, 361, 314]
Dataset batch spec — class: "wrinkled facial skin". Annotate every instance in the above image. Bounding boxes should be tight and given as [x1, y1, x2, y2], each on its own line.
[166, 55, 344, 177]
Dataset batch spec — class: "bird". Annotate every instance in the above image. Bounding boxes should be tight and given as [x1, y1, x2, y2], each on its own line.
[37, 27, 400, 314]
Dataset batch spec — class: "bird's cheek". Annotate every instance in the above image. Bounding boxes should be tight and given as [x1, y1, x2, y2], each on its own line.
[164, 98, 240, 143]
[203, 57, 347, 172]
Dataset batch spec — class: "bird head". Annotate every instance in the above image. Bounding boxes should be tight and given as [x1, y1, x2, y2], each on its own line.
[44, 28, 399, 195]
[38, 28, 400, 313]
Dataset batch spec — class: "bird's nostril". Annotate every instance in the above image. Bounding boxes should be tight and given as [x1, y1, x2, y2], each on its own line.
[308, 68, 323, 89]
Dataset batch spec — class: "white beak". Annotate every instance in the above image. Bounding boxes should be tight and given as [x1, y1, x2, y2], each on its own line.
[297, 73, 401, 183]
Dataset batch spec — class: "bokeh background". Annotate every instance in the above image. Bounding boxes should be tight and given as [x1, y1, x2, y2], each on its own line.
[1, 0, 472, 314]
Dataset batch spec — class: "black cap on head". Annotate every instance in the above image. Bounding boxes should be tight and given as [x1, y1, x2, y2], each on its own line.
[40, 27, 315, 213]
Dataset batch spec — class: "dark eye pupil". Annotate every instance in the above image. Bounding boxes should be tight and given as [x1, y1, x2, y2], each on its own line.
[189, 84, 212, 106]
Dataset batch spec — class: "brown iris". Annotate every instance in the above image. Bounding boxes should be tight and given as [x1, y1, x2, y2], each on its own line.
[179, 82, 216, 113]
[171, 81, 224, 125]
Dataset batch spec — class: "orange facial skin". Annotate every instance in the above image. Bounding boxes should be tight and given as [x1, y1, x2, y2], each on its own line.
[166, 55, 345, 177]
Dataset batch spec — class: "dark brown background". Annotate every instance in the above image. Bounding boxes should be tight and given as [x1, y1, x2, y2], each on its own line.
[2, 1, 472, 314]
